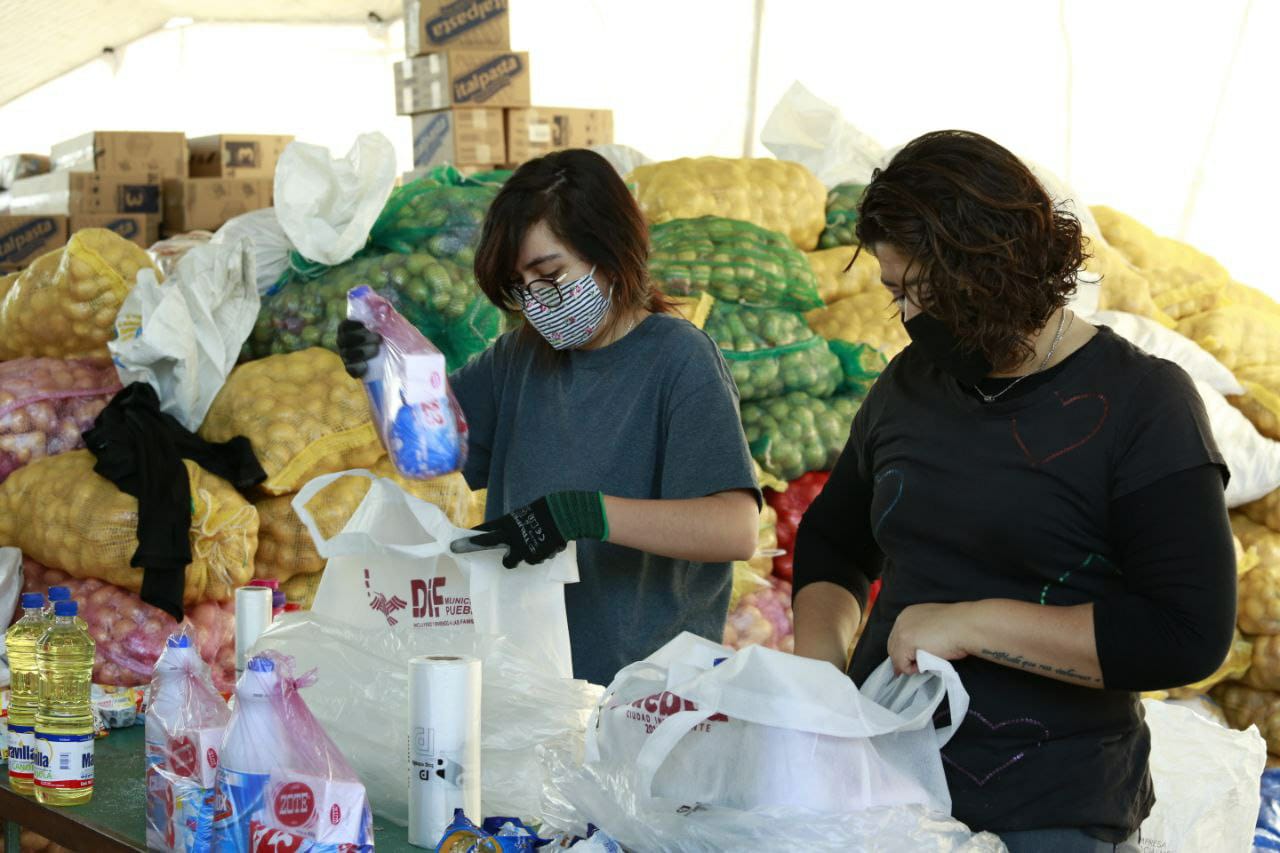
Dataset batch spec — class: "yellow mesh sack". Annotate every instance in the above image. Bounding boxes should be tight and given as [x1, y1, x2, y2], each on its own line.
[0, 229, 161, 360]
[1169, 630, 1254, 698]
[1084, 240, 1176, 328]
[1178, 306, 1280, 373]
[1239, 564, 1280, 637]
[1217, 682, 1280, 754]
[628, 157, 827, 250]
[254, 460, 473, 584]
[1228, 366, 1280, 442]
[0, 450, 256, 604]
[807, 291, 909, 360]
[1243, 489, 1280, 533]
[1092, 206, 1228, 320]
[806, 247, 880, 305]
[1234, 513, 1280, 569]
[1245, 635, 1280, 691]
[200, 348, 382, 496]
[0, 272, 17, 300]
[1225, 280, 1280, 316]
[283, 572, 321, 610]
[729, 504, 779, 611]
[467, 487, 487, 528]
[669, 292, 715, 330]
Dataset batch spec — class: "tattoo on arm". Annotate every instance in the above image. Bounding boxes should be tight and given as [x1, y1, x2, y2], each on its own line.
[979, 648, 1103, 686]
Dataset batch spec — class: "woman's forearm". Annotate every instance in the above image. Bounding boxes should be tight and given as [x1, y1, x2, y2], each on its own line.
[793, 582, 862, 672]
[960, 599, 1104, 688]
[602, 490, 759, 563]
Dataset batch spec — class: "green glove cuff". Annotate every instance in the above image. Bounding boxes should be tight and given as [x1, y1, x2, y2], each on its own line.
[546, 490, 609, 541]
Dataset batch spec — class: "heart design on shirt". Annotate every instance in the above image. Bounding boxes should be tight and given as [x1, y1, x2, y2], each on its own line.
[942, 709, 1051, 788]
[1011, 391, 1110, 468]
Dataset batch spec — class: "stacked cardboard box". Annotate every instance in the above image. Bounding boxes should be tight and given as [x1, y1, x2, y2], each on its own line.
[164, 133, 291, 234]
[6, 130, 183, 253]
[397, 0, 613, 171]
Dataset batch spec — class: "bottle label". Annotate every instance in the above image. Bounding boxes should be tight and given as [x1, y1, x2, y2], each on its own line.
[7, 724, 35, 780]
[35, 731, 94, 789]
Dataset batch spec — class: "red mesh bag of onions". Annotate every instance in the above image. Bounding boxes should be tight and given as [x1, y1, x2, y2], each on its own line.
[20, 557, 235, 692]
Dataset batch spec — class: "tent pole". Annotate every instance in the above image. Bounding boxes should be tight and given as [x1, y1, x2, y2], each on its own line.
[742, 0, 766, 158]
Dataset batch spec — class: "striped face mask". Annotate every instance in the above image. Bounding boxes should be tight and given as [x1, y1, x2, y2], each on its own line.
[521, 266, 612, 350]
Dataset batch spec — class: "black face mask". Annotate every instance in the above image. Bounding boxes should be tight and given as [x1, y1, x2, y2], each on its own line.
[903, 312, 993, 385]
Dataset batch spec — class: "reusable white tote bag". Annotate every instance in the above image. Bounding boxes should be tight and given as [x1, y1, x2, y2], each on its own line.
[295, 469, 578, 678]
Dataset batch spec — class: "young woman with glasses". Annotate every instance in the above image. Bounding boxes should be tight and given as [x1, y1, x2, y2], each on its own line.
[339, 149, 761, 685]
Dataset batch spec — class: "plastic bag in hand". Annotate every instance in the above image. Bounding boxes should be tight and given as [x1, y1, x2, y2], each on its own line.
[146, 623, 231, 852]
[347, 285, 468, 479]
[211, 650, 373, 853]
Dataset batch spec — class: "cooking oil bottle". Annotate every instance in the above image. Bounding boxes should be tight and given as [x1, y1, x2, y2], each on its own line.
[34, 600, 95, 805]
[6, 592, 47, 796]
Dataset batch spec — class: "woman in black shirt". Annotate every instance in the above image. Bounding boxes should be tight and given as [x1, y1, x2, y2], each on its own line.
[792, 131, 1237, 853]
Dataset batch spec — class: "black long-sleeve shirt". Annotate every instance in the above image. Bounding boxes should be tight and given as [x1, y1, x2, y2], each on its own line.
[793, 325, 1236, 842]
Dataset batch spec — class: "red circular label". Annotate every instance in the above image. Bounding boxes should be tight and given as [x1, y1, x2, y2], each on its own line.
[273, 781, 316, 829]
[206, 747, 219, 769]
[168, 736, 198, 778]
[329, 803, 342, 826]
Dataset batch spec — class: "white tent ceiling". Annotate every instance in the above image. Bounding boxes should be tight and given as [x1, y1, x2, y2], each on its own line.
[0, 0, 401, 107]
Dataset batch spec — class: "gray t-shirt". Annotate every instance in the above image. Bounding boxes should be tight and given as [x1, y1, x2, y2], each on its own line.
[450, 313, 760, 685]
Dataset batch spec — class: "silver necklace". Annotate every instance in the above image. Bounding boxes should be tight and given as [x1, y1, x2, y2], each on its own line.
[974, 310, 1071, 404]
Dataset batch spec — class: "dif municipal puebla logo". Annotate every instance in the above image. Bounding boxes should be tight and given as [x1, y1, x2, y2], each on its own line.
[363, 568, 471, 627]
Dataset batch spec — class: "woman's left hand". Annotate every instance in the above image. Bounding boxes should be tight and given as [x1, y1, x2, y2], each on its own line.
[887, 602, 976, 675]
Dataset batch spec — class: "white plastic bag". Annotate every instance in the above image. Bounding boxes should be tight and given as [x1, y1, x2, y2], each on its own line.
[1192, 379, 1280, 507]
[295, 470, 577, 678]
[760, 81, 886, 189]
[1139, 698, 1265, 852]
[109, 236, 260, 432]
[211, 208, 293, 296]
[253, 612, 601, 827]
[1096, 310, 1243, 396]
[273, 133, 397, 268]
[544, 633, 997, 852]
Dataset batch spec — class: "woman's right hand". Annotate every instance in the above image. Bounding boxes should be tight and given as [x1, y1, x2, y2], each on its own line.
[337, 320, 382, 379]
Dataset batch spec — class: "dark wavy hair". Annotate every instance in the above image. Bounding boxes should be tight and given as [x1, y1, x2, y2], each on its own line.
[474, 149, 674, 349]
[853, 130, 1087, 370]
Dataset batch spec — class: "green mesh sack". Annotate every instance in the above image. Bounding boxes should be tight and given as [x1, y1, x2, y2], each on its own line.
[818, 183, 867, 249]
[827, 339, 887, 397]
[648, 217, 823, 311]
[740, 391, 862, 481]
[367, 180, 499, 259]
[248, 252, 501, 371]
[705, 303, 840, 402]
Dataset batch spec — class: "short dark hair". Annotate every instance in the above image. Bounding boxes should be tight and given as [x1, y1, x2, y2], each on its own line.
[854, 130, 1087, 370]
[474, 149, 673, 343]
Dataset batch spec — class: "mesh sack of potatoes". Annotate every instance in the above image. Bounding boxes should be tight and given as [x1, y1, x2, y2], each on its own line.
[1092, 206, 1228, 320]
[1229, 365, 1280, 442]
[1084, 239, 1176, 328]
[1179, 306, 1280, 374]
[0, 228, 161, 360]
[806, 247, 881, 305]
[0, 450, 256, 604]
[1215, 682, 1280, 754]
[1234, 513, 1280, 570]
[1243, 489, 1280, 534]
[1168, 630, 1254, 698]
[254, 460, 473, 584]
[199, 348, 382, 496]
[807, 290, 910, 360]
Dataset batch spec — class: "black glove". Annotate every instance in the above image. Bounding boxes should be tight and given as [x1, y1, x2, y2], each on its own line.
[337, 319, 382, 379]
[450, 491, 608, 569]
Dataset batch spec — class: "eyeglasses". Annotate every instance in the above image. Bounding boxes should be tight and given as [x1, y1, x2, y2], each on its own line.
[512, 272, 569, 309]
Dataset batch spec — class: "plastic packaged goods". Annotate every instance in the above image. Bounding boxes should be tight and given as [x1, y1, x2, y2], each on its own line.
[647, 216, 824, 311]
[6, 592, 46, 795]
[146, 627, 231, 852]
[210, 652, 374, 853]
[347, 285, 468, 479]
[199, 347, 382, 496]
[34, 600, 96, 805]
[0, 357, 120, 483]
[23, 557, 235, 692]
[0, 451, 258, 605]
[0, 228, 162, 360]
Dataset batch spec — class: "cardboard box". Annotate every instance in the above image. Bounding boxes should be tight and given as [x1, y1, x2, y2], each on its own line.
[405, 0, 510, 54]
[505, 108, 614, 163]
[8, 172, 163, 216]
[412, 108, 506, 169]
[163, 178, 273, 234]
[395, 50, 530, 113]
[70, 214, 161, 250]
[188, 134, 294, 179]
[0, 154, 50, 190]
[0, 215, 69, 271]
[51, 131, 187, 179]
